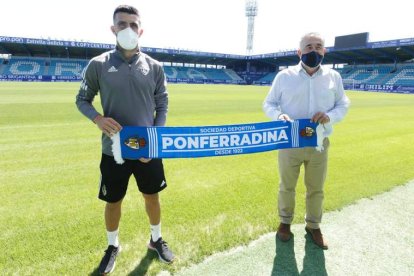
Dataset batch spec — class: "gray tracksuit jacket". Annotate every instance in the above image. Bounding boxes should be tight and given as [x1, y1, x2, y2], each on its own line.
[76, 49, 168, 156]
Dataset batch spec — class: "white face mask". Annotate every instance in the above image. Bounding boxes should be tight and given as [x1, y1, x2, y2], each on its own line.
[116, 27, 139, 50]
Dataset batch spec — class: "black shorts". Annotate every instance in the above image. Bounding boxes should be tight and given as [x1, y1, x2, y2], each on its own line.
[98, 154, 167, 203]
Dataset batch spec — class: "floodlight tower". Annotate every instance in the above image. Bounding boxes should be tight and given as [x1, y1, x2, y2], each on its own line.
[245, 0, 258, 55]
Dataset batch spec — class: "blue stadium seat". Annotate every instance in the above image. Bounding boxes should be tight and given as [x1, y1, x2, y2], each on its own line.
[339, 63, 414, 87]
[164, 66, 244, 84]
[4, 58, 45, 75]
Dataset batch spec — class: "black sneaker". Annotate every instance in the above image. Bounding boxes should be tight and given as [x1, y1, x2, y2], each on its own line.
[98, 245, 121, 275]
[148, 237, 175, 263]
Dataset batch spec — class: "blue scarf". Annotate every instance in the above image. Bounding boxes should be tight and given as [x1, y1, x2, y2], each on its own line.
[111, 119, 320, 164]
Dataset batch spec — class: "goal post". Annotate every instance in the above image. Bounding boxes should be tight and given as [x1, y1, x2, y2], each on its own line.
[343, 78, 356, 90]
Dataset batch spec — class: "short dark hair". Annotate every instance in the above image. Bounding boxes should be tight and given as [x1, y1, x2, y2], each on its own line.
[113, 5, 140, 20]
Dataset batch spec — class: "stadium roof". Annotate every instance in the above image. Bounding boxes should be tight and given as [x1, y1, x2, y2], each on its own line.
[249, 38, 414, 67]
[1, 36, 414, 68]
[0, 37, 112, 60]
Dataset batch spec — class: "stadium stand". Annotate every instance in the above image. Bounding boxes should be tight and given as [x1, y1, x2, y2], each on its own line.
[339, 63, 414, 87]
[253, 63, 414, 91]
[163, 66, 244, 84]
[387, 65, 414, 86]
[1, 56, 243, 84]
[48, 59, 87, 77]
[1, 35, 414, 93]
[253, 72, 277, 84]
[4, 57, 45, 75]
[1, 56, 87, 81]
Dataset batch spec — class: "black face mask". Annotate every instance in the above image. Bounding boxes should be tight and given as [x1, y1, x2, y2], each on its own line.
[301, 51, 324, 68]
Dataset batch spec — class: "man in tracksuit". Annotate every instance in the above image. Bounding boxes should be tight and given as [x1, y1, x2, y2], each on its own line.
[76, 5, 174, 274]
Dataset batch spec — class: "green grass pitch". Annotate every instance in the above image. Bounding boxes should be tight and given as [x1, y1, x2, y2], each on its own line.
[0, 82, 413, 274]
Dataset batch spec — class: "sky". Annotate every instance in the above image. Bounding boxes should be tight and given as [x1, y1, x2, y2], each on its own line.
[1, 0, 412, 55]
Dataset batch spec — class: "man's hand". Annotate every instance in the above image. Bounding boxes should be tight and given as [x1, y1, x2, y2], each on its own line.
[93, 115, 122, 137]
[311, 112, 330, 124]
[278, 114, 293, 122]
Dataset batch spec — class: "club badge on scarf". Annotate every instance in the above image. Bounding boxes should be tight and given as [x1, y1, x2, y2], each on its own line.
[111, 119, 323, 164]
